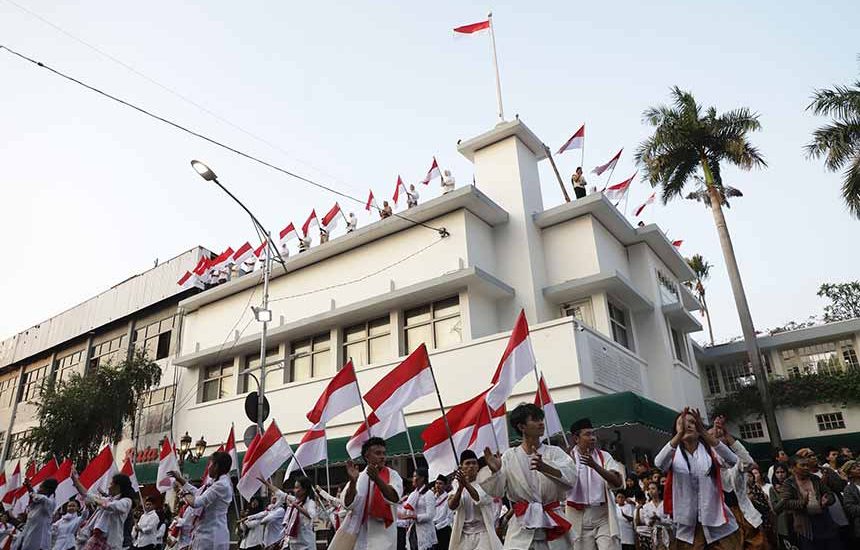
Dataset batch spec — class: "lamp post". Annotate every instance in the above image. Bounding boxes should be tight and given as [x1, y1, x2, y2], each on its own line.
[177, 431, 207, 466]
[191, 160, 283, 439]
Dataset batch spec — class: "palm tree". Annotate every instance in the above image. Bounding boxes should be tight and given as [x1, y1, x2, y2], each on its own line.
[635, 87, 782, 449]
[806, 74, 860, 217]
[686, 254, 715, 345]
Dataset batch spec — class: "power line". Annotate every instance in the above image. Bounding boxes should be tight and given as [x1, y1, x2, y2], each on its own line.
[0, 44, 448, 236]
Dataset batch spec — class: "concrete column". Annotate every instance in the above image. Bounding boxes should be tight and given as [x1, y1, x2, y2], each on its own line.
[331, 327, 342, 373]
[0, 365, 24, 470]
[81, 334, 95, 375]
[390, 310, 404, 359]
[124, 319, 136, 361]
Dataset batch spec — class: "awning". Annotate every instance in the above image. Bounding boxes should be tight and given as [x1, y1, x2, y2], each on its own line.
[745, 432, 860, 462]
[134, 391, 677, 484]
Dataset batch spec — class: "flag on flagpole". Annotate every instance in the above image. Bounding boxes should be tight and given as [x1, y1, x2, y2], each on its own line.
[534, 373, 563, 437]
[672, 240, 684, 248]
[279, 223, 298, 244]
[200, 444, 224, 487]
[486, 310, 536, 410]
[392, 176, 407, 205]
[177, 271, 204, 290]
[253, 240, 268, 259]
[306, 360, 362, 426]
[12, 459, 59, 516]
[365, 190, 377, 212]
[156, 438, 180, 493]
[557, 125, 585, 155]
[225, 425, 240, 473]
[241, 433, 261, 478]
[120, 457, 140, 493]
[286, 428, 327, 476]
[420, 157, 441, 185]
[302, 210, 319, 237]
[453, 20, 490, 34]
[0, 472, 6, 503]
[1, 462, 20, 505]
[208, 247, 236, 271]
[604, 172, 636, 201]
[237, 421, 294, 500]
[468, 402, 508, 455]
[346, 412, 407, 459]
[592, 149, 622, 175]
[321, 203, 342, 231]
[634, 192, 656, 217]
[364, 344, 435, 418]
[52, 459, 77, 512]
[232, 242, 255, 266]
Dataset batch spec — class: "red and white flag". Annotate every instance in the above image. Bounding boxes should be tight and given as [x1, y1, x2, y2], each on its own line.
[12, 459, 59, 516]
[420, 157, 441, 185]
[453, 20, 490, 35]
[605, 172, 636, 201]
[209, 247, 236, 271]
[592, 149, 622, 176]
[634, 192, 656, 217]
[557, 124, 585, 155]
[486, 310, 536, 410]
[1, 462, 20, 505]
[279, 223, 298, 244]
[365, 190, 377, 212]
[225, 424, 240, 473]
[120, 457, 140, 494]
[241, 432, 261, 478]
[307, 360, 362, 426]
[237, 420, 294, 500]
[468, 401, 508, 456]
[346, 411, 407, 460]
[253, 240, 268, 259]
[52, 459, 77, 512]
[0, 472, 6, 503]
[534, 373, 562, 437]
[672, 239, 683, 248]
[321, 203, 342, 231]
[192, 256, 210, 277]
[302, 210, 319, 237]
[200, 444, 224, 487]
[232, 242, 255, 266]
[364, 344, 435, 418]
[286, 428, 327, 476]
[177, 271, 204, 290]
[156, 438, 180, 493]
[392, 176, 407, 205]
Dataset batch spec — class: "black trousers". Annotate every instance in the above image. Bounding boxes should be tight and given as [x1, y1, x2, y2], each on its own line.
[435, 525, 451, 549]
[574, 186, 587, 199]
[397, 526, 408, 550]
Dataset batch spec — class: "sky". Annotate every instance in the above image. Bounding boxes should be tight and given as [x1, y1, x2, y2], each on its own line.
[1, 0, 858, 345]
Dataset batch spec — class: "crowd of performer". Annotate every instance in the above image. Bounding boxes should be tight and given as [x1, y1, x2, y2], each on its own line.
[3, 403, 860, 550]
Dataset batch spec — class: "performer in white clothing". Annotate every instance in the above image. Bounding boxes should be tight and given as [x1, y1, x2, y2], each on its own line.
[51, 499, 82, 550]
[403, 468, 436, 550]
[281, 476, 317, 550]
[441, 170, 456, 194]
[641, 481, 671, 550]
[654, 407, 741, 550]
[237, 497, 265, 550]
[565, 417, 624, 550]
[448, 450, 503, 550]
[171, 451, 234, 550]
[132, 497, 161, 550]
[432, 475, 454, 550]
[329, 436, 403, 550]
[72, 472, 135, 550]
[19, 478, 57, 550]
[480, 403, 577, 550]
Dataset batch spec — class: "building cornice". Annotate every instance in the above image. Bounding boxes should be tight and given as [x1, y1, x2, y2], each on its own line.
[696, 317, 860, 358]
[543, 269, 654, 312]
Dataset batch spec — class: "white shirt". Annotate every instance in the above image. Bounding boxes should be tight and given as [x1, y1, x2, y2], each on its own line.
[20, 492, 55, 550]
[282, 497, 317, 550]
[441, 174, 455, 193]
[721, 441, 762, 528]
[408, 490, 438, 550]
[260, 505, 285, 547]
[135, 510, 160, 547]
[432, 491, 453, 529]
[86, 493, 133, 550]
[338, 467, 403, 550]
[184, 475, 233, 550]
[615, 503, 635, 545]
[51, 513, 82, 550]
[240, 511, 265, 549]
[174, 505, 196, 548]
[346, 215, 358, 232]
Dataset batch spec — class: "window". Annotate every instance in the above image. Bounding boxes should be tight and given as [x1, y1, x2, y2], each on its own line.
[780, 340, 856, 376]
[704, 365, 721, 395]
[404, 297, 462, 354]
[842, 342, 859, 369]
[608, 301, 633, 351]
[0, 376, 17, 408]
[670, 326, 688, 364]
[738, 422, 765, 439]
[720, 360, 754, 392]
[134, 316, 174, 360]
[291, 334, 332, 382]
[19, 364, 49, 403]
[6, 430, 32, 461]
[816, 412, 846, 431]
[562, 299, 594, 327]
[89, 334, 129, 370]
[201, 362, 234, 402]
[56, 350, 84, 383]
[241, 348, 283, 393]
[343, 316, 392, 367]
[138, 385, 175, 436]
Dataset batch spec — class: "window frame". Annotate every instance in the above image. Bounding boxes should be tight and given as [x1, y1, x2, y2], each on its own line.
[704, 365, 721, 395]
[133, 316, 174, 361]
[89, 334, 129, 370]
[342, 316, 393, 368]
[19, 364, 49, 403]
[607, 300, 634, 351]
[241, 347, 283, 393]
[0, 376, 17, 408]
[669, 324, 688, 365]
[738, 421, 765, 440]
[404, 296, 462, 354]
[201, 361, 234, 403]
[290, 333, 332, 382]
[815, 412, 846, 432]
[56, 350, 84, 384]
[138, 385, 176, 436]
[561, 299, 594, 327]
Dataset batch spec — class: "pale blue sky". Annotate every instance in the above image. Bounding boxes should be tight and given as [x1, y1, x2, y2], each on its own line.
[1, 0, 858, 343]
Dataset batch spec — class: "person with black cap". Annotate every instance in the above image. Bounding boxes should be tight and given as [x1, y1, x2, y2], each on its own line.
[565, 417, 625, 550]
[448, 450, 503, 550]
[432, 474, 454, 549]
[480, 402, 576, 549]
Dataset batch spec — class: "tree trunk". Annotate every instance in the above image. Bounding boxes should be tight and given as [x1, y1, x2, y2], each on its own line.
[701, 160, 783, 451]
[700, 291, 715, 346]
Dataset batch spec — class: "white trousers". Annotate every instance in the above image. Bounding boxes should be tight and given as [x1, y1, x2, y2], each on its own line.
[573, 506, 619, 550]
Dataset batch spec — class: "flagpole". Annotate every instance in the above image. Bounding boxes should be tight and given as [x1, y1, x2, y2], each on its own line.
[484, 402, 502, 453]
[350, 357, 372, 437]
[427, 363, 460, 464]
[545, 146, 571, 203]
[400, 411, 419, 471]
[533, 367, 549, 445]
[488, 12, 504, 122]
[602, 163, 617, 193]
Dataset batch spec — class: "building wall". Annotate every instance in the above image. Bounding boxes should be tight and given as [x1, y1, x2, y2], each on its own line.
[541, 216, 600, 286]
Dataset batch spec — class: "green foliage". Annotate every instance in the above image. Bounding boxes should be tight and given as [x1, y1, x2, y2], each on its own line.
[24, 349, 161, 469]
[711, 368, 860, 420]
[818, 281, 860, 323]
[805, 74, 860, 218]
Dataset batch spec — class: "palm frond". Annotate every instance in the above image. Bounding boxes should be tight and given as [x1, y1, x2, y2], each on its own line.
[842, 156, 860, 218]
[805, 120, 860, 170]
[807, 82, 860, 119]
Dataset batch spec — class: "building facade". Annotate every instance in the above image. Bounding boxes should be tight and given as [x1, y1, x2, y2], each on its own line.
[695, 318, 860, 455]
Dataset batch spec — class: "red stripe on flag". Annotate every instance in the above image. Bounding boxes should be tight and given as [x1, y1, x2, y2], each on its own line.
[306, 360, 359, 425]
[453, 20, 490, 33]
[364, 344, 431, 411]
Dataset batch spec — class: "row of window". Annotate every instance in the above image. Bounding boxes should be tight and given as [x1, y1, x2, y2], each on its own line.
[138, 385, 176, 437]
[737, 411, 848, 440]
[703, 355, 773, 395]
[200, 296, 463, 403]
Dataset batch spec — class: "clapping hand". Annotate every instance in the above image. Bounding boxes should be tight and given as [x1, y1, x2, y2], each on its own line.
[483, 447, 501, 473]
[346, 460, 360, 483]
[580, 454, 597, 469]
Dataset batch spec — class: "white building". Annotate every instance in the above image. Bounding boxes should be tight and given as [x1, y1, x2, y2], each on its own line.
[169, 118, 706, 479]
[695, 318, 860, 457]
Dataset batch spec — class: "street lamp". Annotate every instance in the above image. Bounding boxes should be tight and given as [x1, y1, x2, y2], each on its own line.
[190, 160, 285, 440]
[177, 431, 207, 465]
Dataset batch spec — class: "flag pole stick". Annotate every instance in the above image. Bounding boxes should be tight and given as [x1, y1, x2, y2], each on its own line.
[602, 163, 617, 193]
[533, 367, 549, 445]
[488, 12, 504, 122]
[545, 146, 571, 203]
[350, 357, 372, 437]
[484, 401, 503, 453]
[428, 362, 460, 464]
[325, 457, 331, 497]
[400, 411, 419, 471]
